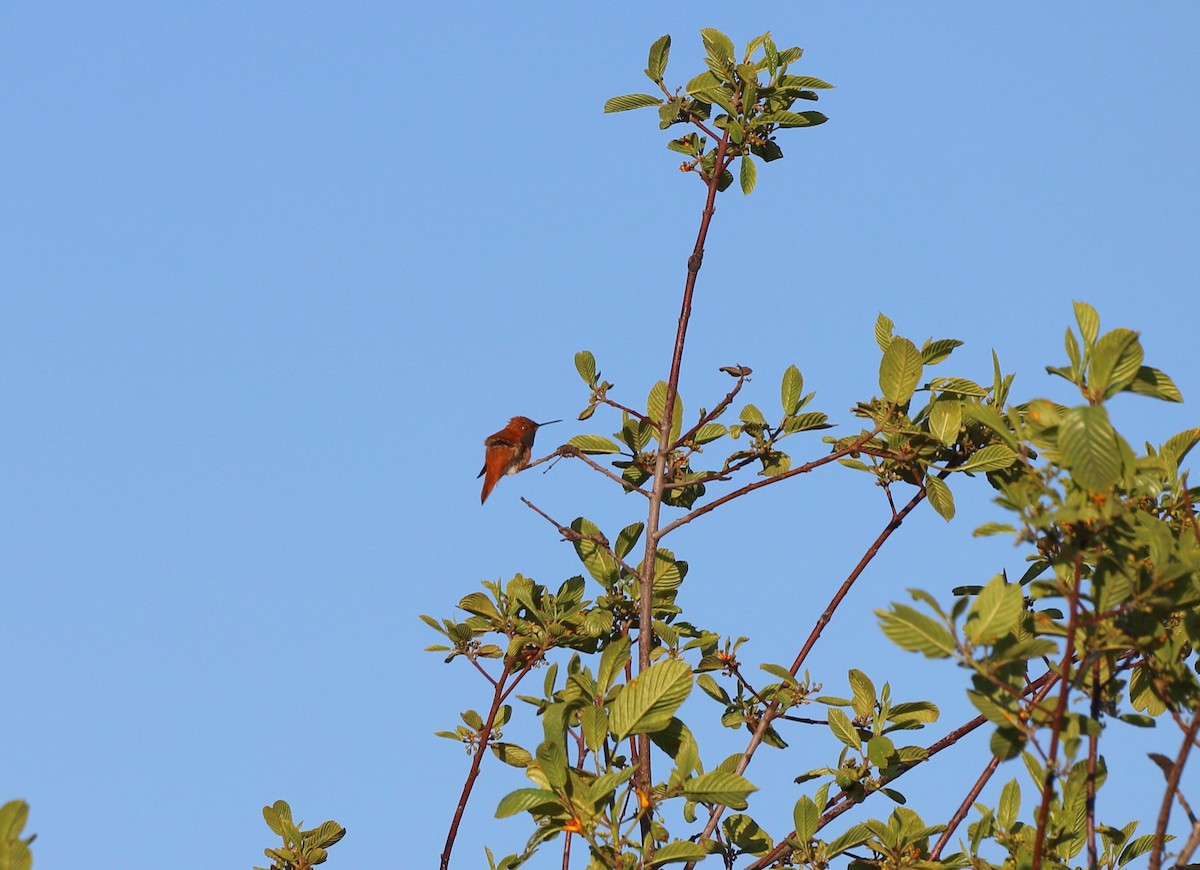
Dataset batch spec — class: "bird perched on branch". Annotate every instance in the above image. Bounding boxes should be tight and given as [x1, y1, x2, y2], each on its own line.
[479, 416, 561, 503]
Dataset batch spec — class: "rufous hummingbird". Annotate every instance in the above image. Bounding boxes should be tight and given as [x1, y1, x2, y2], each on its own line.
[479, 416, 561, 503]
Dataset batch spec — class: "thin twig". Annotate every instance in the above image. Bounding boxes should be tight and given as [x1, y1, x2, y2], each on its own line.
[520, 497, 641, 579]
[440, 652, 544, 870]
[1086, 659, 1101, 869]
[930, 755, 1001, 860]
[547, 446, 652, 498]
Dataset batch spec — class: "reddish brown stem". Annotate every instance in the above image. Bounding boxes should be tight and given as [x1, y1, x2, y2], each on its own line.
[1149, 706, 1200, 870]
[931, 755, 1001, 860]
[440, 654, 542, 870]
[1031, 555, 1082, 870]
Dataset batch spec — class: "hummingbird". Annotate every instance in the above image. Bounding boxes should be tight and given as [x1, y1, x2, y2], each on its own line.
[479, 416, 561, 503]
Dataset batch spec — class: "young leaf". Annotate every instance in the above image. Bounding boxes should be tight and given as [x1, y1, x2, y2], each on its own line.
[781, 365, 803, 415]
[1074, 300, 1100, 347]
[877, 604, 955, 658]
[875, 313, 895, 352]
[574, 350, 597, 385]
[604, 93, 663, 113]
[879, 337, 923, 405]
[740, 154, 757, 194]
[924, 475, 955, 521]
[827, 707, 862, 750]
[567, 434, 623, 454]
[646, 34, 671, 83]
[964, 573, 1022, 644]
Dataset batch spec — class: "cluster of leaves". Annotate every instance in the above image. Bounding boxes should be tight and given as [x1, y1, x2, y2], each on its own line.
[0, 801, 34, 870]
[878, 303, 1197, 867]
[604, 29, 832, 193]
[255, 800, 346, 870]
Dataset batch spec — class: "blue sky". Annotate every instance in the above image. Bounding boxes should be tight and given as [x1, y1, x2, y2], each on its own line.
[3, 3, 1198, 867]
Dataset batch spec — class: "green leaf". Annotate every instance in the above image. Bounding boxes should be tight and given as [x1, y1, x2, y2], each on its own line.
[740, 403, 767, 426]
[598, 635, 632, 694]
[700, 27, 735, 66]
[1127, 366, 1183, 402]
[610, 659, 693, 740]
[574, 350, 596, 385]
[646, 34, 671, 82]
[571, 517, 620, 584]
[997, 779, 1020, 828]
[928, 398, 962, 446]
[723, 813, 773, 856]
[921, 338, 962, 365]
[781, 365, 803, 415]
[495, 788, 561, 818]
[1074, 300, 1100, 347]
[783, 411, 831, 433]
[874, 313, 895, 352]
[647, 840, 710, 865]
[567, 434, 623, 454]
[925, 475, 955, 521]
[1088, 327, 1143, 399]
[693, 423, 728, 444]
[681, 770, 757, 808]
[960, 402, 1019, 449]
[647, 380, 683, 443]
[827, 823, 872, 855]
[973, 522, 1016, 537]
[867, 735, 896, 766]
[793, 795, 819, 841]
[965, 574, 1022, 644]
[848, 669, 877, 719]
[760, 110, 827, 128]
[581, 705, 607, 753]
[879, 337, 923, 405]
[781, 74, 835, 90]
[877, 604, 955, 658]
[1058, 405, 1122, 491]
[739, 154, 757, 194]
[614, 522, 644, 559]
[490, 742, 533, 767]
[604, 93, 663, 113]
[959, 444, 1018, 473]
[827, 707, 862, 750]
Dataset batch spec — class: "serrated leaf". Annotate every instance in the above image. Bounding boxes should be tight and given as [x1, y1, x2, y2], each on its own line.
[965, 573, 1022, 644]
[879, 337, 923, 405]
[646, 34, 671, 82]
[781, 74, 835, 90]
[574, 350, 597, 385]
[567, 434, 623, 454]
[739, 154, 757, 194]
[1058, 405, 1122, 491]
[827, 823, 872, 855]
[647, 380, 683, 443]
[959, 444, 1018, 473]
[610, 659, 693, 740]
[925, 475, 955, 521]
[604, 93, 663, 113]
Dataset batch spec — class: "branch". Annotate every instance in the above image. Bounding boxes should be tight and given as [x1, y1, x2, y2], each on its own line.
[520, 497, 641, 579]
[930, 755, 1001, 860]
[657, 427, 882, 538]
[687, 484, 926, 860]
[553, 445, 651, 498]
[1149, 705, 1200, 870]
[440, 651, 544, 870]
